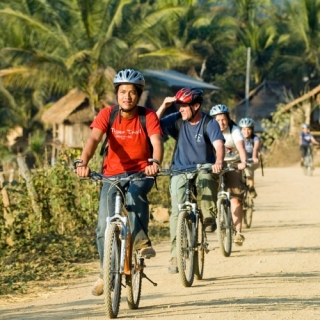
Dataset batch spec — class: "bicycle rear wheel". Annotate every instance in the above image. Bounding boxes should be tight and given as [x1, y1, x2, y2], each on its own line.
[216, 198, 232, 257]
[243, 194, 254, 228]
[304, 155, 313, 176]
[103, 223, 122, 319]
[176, 209, 195, 287]
[126, 248, 142, 309]
[194, 216, 205, 280]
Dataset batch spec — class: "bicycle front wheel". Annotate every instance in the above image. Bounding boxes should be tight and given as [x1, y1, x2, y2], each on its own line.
[216, 198, 232, 257]
[194, 215, 205, 280]
[103, 223, 122, 319]
[126, 248, 142, 309]
[243, 195, 254, 229]
[176, 209, 195, 287]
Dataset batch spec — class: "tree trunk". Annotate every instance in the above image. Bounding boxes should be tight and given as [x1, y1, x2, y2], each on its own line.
[17, 156, 41, 229]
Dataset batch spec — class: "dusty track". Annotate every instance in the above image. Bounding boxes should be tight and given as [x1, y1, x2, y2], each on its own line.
[1, 166, 320, 320]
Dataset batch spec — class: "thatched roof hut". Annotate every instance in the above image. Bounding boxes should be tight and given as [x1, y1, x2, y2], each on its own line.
[41, 89, 97, 163]
[275, 84, 320, 134]
[231, 80, 288, 132]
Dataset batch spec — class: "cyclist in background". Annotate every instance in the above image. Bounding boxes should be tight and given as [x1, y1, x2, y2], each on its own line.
[76, 69, 163, 296]
[299, 123, 319, 166]
[238, 118, 261, 198]
[157, 87, 225, 274]
[210, 104, 247, 246]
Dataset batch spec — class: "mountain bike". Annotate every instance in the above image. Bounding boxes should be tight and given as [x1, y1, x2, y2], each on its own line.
[159, 164, 210, 287]
[213, 164, 238, 257]
[74, 160, 157, 319]
[303, 145, 313, 176]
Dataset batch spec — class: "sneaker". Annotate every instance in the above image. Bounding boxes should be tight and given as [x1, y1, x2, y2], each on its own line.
[168, 257, 178, 274]
[203, 217, 217, 233]
[248, 187, 257, 198]
[234, 232, 245, 246]
[140, 246, 156, 258]
[133, 239, 150, 250]
[91, 278, 104, 296]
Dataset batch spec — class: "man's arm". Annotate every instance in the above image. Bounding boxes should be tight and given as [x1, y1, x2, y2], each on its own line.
[212, 140, 225, 173]
[156, 97, 176, 119]
[236, 140, 248, 170]
[145, 133, 164, 176]
[76, 128, 104, 177]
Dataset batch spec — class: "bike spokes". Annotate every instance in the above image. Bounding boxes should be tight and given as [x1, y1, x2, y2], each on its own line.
[177, 210, 195, 287]
[104, 223, 122, 319]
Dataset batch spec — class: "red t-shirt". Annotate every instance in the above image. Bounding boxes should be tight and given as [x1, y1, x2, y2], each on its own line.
[91, 106, 162, 176]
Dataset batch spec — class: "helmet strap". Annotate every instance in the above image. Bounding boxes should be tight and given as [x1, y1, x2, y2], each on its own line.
[187, 104, 200, 121]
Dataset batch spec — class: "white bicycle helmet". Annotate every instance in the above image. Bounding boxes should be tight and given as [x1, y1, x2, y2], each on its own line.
[239, 117, 255, 128]
[302, 123, 310, 129]
[209, 104, 229, 116]
[113, 69, 145, 89]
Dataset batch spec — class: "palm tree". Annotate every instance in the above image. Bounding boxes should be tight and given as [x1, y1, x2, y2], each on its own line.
[0, 0, 201, 163]
[278, 0, 320, 89]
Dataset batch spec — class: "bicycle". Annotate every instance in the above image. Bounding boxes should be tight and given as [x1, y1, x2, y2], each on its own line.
[74, 159, 157, 319]
[158, 164, 210, 287]
[303, 145, 313, 176]
[213, 163, 239, 257]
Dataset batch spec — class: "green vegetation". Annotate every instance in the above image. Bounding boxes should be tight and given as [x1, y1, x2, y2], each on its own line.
[2, 0, 320, 295]
[0, 142, 173, 295]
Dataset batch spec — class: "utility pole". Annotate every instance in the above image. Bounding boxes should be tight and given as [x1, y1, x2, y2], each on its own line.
[245, 47, 251, 118]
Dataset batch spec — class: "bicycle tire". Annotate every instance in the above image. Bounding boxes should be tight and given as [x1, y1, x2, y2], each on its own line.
[194, 216, 205, 280]
[126, 247, 142, 309]
[176, 209, 195, 287]
[244, 195, 254, 229]
[216, 198, 232, 257]
[103, 223, 122, 319]
[304, 154, 313, 176]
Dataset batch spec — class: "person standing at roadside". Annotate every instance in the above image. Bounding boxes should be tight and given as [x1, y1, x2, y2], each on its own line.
[210, 104, 247, 246]
[76, 69, 163, 295]
[238, 117, 261, 198]
[157, 87, 225, 274]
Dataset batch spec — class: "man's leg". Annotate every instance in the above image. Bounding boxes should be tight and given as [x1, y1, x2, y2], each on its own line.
[197, 171, 219, 232]
[169, 174, 186, 273]
[127, 177, 155, 257]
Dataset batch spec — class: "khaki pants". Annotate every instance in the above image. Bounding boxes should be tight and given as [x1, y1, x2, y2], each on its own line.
[169, 171, 219, 258]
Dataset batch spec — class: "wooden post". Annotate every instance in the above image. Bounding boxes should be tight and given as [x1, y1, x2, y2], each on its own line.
[17, 156, 41, 229]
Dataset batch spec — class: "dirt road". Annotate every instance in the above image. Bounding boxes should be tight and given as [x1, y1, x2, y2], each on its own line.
[1, 166, 320, 320]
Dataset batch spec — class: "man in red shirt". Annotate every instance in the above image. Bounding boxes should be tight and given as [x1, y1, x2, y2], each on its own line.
[76, 69, 163, 295]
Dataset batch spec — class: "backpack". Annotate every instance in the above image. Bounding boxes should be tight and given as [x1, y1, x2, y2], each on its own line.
[99, 105, 151, 172]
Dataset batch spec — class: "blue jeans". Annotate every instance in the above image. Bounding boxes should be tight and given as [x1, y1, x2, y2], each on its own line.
[96, 173, 154, 268]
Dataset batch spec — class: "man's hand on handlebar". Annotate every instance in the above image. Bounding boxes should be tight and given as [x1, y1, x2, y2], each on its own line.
[73, 159, 91, 177]
[237, 162, 247, 170]
[212, 161, 223, 173]
[145, 158, 161, 176]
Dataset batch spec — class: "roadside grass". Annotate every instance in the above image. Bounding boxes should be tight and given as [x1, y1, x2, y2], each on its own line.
[0, 221, 169, 296]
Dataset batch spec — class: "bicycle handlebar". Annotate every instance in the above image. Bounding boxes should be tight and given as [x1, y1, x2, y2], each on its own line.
[73, 158, 159, 183]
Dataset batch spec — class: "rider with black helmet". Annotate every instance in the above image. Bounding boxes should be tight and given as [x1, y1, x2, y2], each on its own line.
[157, 87, 225, 274]
[76, 69, 163, 295]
